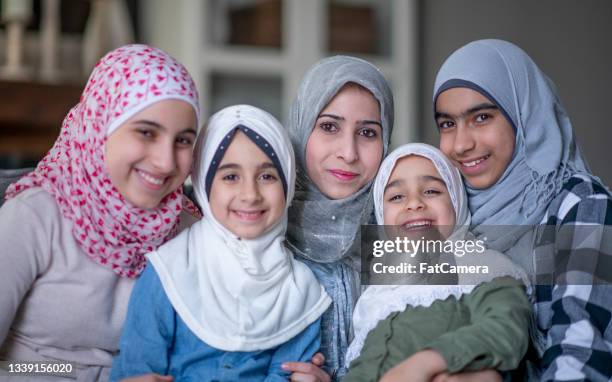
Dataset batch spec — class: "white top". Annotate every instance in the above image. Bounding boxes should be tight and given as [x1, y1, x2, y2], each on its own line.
[0, 187, 196, 381]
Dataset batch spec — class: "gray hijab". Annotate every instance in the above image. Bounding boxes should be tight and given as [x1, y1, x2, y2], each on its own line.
[287, 55, 394, 268]
[433, 39, 596, 253]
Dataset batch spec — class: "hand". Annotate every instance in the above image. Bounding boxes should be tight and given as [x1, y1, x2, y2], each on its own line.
[282, 352, 331, 382]
[120, 374, 173, 382]
[431, 369, 502, 382]
[380, 350, 447, 382]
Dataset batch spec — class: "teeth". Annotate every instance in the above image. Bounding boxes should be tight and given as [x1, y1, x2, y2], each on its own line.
[139, 171, 164, 185]
[463, 156, 488, 168]
[235, 211, 262, 217]
[404, 220, 431, 228]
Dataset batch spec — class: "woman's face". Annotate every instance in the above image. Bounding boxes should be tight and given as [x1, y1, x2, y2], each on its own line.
[435, 87, 515, 189]
[105, 99, 197, 209]
[305, 84, 383, 199]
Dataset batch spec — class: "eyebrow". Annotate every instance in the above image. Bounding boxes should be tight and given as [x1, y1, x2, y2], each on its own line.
[434, 102, 498, 120]
[131, 119, 197, 135]
[217, 162, 276, 171]
[318, 113, 382, 128]
[384, 174, 445, 192]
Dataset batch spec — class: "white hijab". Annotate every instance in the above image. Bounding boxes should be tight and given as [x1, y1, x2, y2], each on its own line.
[148, 105, 331, 352]
[346, 143, 529, 366]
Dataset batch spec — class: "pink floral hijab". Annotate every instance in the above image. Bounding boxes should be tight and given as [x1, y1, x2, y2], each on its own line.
[5, 44, 200, 278]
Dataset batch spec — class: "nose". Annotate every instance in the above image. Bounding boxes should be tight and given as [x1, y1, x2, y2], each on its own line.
[404, 194, 425, 211]
[336, 132, 358, 163]
[151, 141, 177, 174]
[453, 123, 475, 156]
[240, 178, 263, 204]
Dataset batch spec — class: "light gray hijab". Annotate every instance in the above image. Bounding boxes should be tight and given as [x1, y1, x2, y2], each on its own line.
[287, 55, 394, 269]
[433, 39, 596, 253]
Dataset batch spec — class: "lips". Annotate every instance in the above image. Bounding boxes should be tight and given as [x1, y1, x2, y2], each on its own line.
[400, 219, 433, 231]
[458, 155, 490, 174]
[232, 209, 266, 222]
[328, 169, 359, 181]
[136, 169, 167, 189]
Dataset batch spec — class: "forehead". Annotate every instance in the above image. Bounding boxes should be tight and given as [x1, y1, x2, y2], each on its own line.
[220, 130, 269, 163]
[435, 87, 492, 113]
[388, 155, 444, 185]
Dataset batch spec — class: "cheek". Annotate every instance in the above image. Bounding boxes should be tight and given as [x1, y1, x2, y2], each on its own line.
[304, 133, 324, 177]
[359, 140, 383, 176]
[438, 135, 454, 157]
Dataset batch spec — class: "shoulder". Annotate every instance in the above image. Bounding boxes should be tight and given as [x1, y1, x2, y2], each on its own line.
[544, 175, 611, 226]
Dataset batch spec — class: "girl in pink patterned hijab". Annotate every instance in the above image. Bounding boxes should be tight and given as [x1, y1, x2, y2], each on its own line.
[0, 44, 200, 380]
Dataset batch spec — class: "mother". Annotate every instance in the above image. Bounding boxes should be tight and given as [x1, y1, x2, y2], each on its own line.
[282, 56, 394, 381]
[433, 39, 612, 381]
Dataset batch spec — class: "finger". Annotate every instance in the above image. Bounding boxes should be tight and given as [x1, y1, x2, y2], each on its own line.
[311, 353, 326, 367]
[289, 372, 316, 382]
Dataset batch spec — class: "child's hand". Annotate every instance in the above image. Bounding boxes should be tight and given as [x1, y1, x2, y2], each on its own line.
[380, 350, 447, 382]
[120, 374, 173, 382]
[282, 352, 330, 382]
[431, 370, 502, 382]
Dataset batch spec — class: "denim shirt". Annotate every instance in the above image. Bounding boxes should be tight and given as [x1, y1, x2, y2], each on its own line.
[110, 265, 321, 381]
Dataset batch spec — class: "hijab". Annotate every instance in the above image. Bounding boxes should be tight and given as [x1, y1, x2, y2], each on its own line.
[5, 44, 200, 278]
[346, 143, 530, 365]
[433, 39, 597, 253]
[148, 105, 331, 351]
[286, 55, 394, 269]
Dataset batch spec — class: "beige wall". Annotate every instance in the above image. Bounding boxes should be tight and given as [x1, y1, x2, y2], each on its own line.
[419, 0, 612, 187]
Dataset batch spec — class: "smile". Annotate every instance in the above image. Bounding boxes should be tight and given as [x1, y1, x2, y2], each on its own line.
[460, 155, 490, 168]
[137, 170, 166, 189]
[328, 169, 359, 181]
[232, 209, 266, 222]
[401, 220, 433, 230]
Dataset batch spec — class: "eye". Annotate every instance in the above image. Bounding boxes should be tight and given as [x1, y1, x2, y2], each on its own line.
[387, 194, 403, 202]
[424, 189, 441, 196]
[475, 113, 491, 123]
[319, 121, 338, 133]
[222, 173, 238, 182]
[437, 120, 454, 130]
[137, 128, 155, 138]
[175, 136, 194, 146]
[259, 172, 278, 182]
[358, 127, 378, 139]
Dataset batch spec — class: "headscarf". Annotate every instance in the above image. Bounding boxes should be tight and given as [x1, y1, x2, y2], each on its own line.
[5, 44, 200, 278]
[346, 143, 530, 365]
[286, 55, 394, 269]
[433, 39, 597, 253]
[148, 105, 331, 351]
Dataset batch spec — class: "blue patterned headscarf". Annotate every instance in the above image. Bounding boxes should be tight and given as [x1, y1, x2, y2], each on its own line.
[433, 39, 597, 252]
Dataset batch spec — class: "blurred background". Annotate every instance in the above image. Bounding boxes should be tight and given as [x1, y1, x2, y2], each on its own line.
[0, 0, 610, 186]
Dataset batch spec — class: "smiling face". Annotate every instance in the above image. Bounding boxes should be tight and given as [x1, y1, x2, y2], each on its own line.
[435, 87, 515, 189]
[305, 83, 383, 199]
[209, 131, 286, 240]
[105, 99, 197, 209]
[383, 155, 456, 240]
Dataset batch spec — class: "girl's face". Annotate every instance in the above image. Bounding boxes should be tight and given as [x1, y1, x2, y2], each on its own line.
[209, 131, 286, 239]
[383, 155, 456, 240]
[435, 87, 515, 189]
[305, 84, 383, 199]
[105, 99, 197, 209]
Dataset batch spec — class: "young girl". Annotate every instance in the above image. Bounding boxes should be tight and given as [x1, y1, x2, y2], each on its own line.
[0, 44, 200, 380]
[343, 143, 532, 382]
[283, 55, 394, 381]
[110, 105, 331, 381]
[433, 39, 612, 380]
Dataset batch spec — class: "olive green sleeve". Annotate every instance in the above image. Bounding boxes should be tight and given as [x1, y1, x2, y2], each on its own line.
[426, 276, 532, 373]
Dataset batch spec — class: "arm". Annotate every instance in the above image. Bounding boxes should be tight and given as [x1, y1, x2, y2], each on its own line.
[0, 195, 50, 344]
[539, 195, 612, 381]
[425, 277, 532, 373]
[266, 318, 322, 381]
[110, 265, 175, 381]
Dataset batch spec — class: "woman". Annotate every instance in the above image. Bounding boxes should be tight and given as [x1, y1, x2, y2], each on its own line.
[433, 39, 612, 381]
[282, 55, 394, 381]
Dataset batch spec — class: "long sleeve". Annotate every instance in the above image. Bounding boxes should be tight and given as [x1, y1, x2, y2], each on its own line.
[265, 318, 322, 381]
[426, 276, 532, 373]
[537, 185, 612, 382]
[110, 265, 175, 381]
[0, 193, 51, 344]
